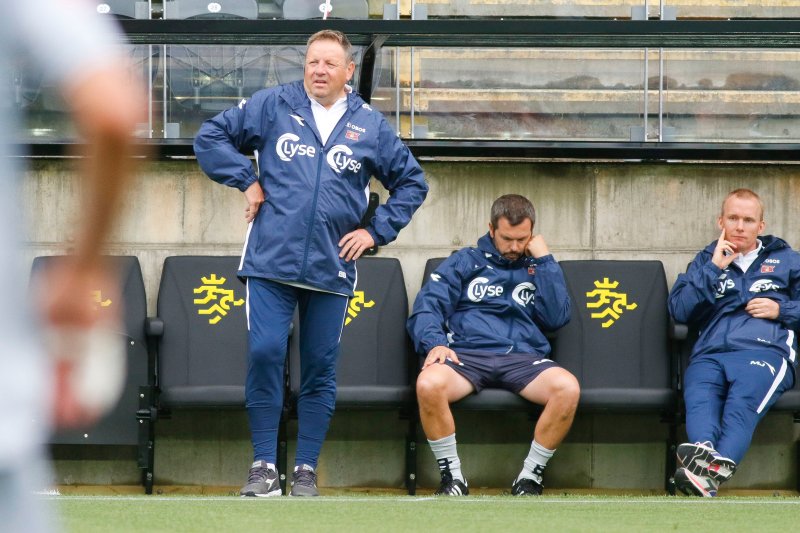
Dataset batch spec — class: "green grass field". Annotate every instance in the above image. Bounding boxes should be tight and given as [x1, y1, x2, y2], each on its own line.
[54, 495, 800, 533]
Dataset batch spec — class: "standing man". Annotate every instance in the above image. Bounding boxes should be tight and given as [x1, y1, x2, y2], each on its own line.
[194, 30, 428, 497]
[669, 188, 799, 497]
[407, 194, 580, 496]
[1, 2, 144, 531]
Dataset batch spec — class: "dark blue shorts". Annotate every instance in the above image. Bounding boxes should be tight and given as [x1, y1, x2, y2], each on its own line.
[432, 349, 560, 394]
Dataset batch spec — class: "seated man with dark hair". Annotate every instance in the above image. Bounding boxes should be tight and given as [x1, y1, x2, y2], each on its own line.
[669, 188, 800, 497]
[408, 194, 580, 496]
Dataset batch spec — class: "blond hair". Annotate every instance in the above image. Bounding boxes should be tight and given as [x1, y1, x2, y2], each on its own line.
[306, 30, 353, 63]
[721, 188, 764, 221]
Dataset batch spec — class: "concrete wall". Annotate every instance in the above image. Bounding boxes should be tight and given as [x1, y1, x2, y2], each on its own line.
[27, 158, 800, 491]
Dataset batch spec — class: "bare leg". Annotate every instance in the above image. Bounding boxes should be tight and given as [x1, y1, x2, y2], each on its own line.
[519, 367, 580, 449]
[416, 363, 475, 440]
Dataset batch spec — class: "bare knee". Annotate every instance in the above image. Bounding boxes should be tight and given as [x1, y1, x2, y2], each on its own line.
[416, 369, 450, 405]
[549, 373, 581, 413]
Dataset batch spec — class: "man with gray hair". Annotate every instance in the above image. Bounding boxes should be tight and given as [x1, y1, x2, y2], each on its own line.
[408, 194, 580, 496]
[195, 30, 428, 497]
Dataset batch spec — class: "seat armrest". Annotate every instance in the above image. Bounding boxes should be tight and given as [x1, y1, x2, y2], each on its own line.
[146, 316, 164, 337]
[669, 318, 688, 341]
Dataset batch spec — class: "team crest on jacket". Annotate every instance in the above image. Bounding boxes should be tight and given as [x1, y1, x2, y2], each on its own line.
[512, 282, 536, 306]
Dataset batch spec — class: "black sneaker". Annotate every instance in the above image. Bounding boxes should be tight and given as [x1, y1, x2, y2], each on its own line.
[434, 468, 469, 496]
[290, 464, 319, 497]
[677, 441, 736, 483]
[240, 460, 281, 497]
[511, 477, 543, 496]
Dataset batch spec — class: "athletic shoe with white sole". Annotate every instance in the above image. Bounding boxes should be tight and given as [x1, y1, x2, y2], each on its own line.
[511, 477, 543, 496]
[434, 468, 469, 496]
[240, 460, 282, 497]
[290, 464, 320, 497]
[677, 441, 736, 483]
[674, 467, 719, 497]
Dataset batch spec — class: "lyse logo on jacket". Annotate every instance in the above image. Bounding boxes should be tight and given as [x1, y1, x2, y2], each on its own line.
[276, 133, 315, 161]
[467, 277, 503, 302]
[749, 279, 780, 293]
[715, 274, 736, 299]
[327, 145, 362, 174]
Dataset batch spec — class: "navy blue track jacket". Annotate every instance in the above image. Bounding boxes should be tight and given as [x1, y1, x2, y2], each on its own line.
[193, 80, 428, 296]
[407, 234, 571, 356]
[669, 235, 800, 367]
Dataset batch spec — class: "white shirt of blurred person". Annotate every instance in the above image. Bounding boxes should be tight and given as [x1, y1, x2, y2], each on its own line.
[0, 1, 143, 531]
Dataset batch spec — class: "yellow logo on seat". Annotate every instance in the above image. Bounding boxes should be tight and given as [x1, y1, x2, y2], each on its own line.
[586, 278, 637, 328]
[345, 290, 375, 326]
[193, 274, 244, 325]
[91, 290, 112, 309]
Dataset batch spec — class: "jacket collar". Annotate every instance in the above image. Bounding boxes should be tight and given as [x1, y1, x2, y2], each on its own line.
[278, 80, 365, 146]
[279, 80, 365, 113]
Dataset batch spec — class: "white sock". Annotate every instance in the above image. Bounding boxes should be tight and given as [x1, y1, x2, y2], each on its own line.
[429, 433, 465, 483]
[517, 440, 555, 484]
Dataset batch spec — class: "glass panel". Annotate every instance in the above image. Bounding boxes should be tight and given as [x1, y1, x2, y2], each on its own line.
[163, 45, 363, 138]
[662, 50, 800, 142]
[370, 47, 403, 134]
[413, 0, 800, 19]
[668, 0, 800, 19]
[11, 45, 156, 141]
[402, 48, 646, 141]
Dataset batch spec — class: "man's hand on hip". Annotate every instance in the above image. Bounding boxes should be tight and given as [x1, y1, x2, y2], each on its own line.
[244, 181, 265, 223]
[338, 228, 375, 262]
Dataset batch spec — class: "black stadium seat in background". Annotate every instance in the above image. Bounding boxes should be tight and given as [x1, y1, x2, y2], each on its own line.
[163, 0, 257, 19]
[140, 256, 289, 494]
[279, 0, 369, 19]
[288, 257, 418, 494]
[553, 261, 676, 413]
[30, 256, 149, 449]
[94, 0, 150, 18]
[553, 260, 678, 490]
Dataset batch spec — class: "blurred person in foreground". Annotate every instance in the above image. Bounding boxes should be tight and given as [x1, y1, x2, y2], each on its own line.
[0, 1, 144, 530]
[669, 188, 799, 497]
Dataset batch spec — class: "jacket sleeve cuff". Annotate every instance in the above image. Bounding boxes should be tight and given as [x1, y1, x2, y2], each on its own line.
[421, 338, 448, 354]
[365, 226, 384, 247]
[237, 172, 259, 192]
[533, 254, 556, 265]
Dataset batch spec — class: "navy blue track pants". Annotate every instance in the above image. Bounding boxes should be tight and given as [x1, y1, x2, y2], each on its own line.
[245, 277, 348, 468]
[684, 350, 794, 464]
